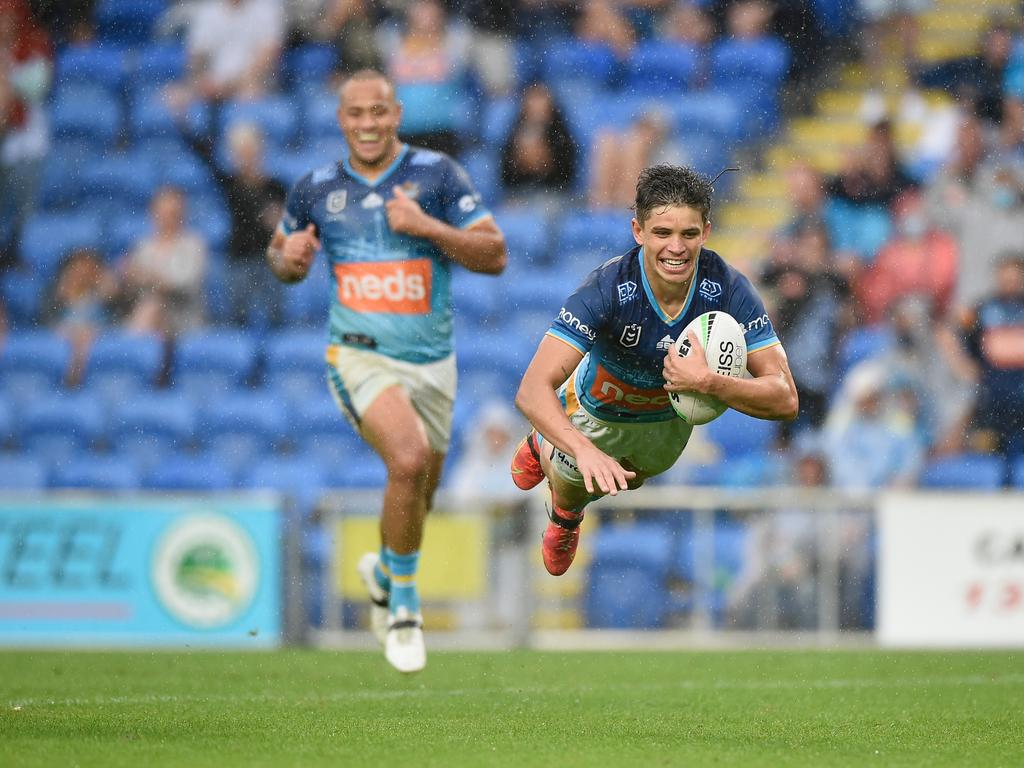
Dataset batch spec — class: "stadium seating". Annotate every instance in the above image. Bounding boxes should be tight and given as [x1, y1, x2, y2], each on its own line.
[555, 209, 636, 262]
[1012, 457, 1024, 489]
[281, 260, 331, 326]
[19, 211, 104, 278]
[173, 328, 260, 397]
[0, 331, 72, 403]
[704, 409, 780, 458]
[82, 331, 165, 404]
[108, 392, 197, 470]
[0, 456, 48, 490]
[219, 97, 301, 148]
[626, 41, 701, 94]
[585, 522, 674, 629]
[131, 41, 187, 88]
[19, 395, 107, 462]
[824, 199, 893, 264]
[56, 44, 128, 96]
[263, 329, 328, 404]
[50, 86, 123, 148]
[241, 455, 329, 515]
[835, 324, 896, 381]
[196, 391, 291, 473]
[95, 0, 167, 45]
[292, 392, 361, 466]
[50, 455, 142, 491]
[144, 453, 236, 491]
[541, 39, 621, 93]
[918, 454, 1006, 490]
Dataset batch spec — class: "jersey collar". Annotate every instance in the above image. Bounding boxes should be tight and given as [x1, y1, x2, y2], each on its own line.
[638, 246, 700, 326]
[342, 143, 410, 187]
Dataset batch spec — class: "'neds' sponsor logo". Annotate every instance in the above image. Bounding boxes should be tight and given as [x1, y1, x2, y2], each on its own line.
[590, 365, 671, 411]
[334, 259, 432, 314]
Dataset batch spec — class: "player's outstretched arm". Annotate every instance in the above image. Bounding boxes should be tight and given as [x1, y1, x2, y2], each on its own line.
[266, 224, 320, 284]
[663, 333, 799, 421]
[385, 187, 507, 275]
[515, 336, 635, 495]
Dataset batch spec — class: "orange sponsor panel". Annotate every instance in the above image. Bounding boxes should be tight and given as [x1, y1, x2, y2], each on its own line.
[333, 259, 432, 314]
[589, 365, 671, 411]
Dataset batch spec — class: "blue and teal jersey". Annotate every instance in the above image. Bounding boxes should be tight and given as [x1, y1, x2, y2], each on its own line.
[280, 144, 492, 363]
[547, 246, 780, 423]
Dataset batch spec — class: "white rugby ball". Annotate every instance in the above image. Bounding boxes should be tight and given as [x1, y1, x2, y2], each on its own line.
[668, 311, 747, 425]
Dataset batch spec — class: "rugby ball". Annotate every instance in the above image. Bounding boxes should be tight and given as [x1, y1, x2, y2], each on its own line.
[668, 311, 747, 425]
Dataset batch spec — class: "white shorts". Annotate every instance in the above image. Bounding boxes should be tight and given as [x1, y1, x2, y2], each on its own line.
[538, 405, 694, 488]
[325, 344, 456, 453]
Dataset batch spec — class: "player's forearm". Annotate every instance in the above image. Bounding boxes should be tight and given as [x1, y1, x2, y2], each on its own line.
[701, 371, 799, 421]
[265, 241, 292, 283]
[420, 218, 507, 275]
[514, 381, 591, 459]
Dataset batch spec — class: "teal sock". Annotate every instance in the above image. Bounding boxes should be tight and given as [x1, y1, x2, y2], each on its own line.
[384, 547, 420, 615]
[374, 546, 391, 593]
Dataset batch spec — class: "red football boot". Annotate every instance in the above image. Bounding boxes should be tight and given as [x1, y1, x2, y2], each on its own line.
[541, 503, 584, 576]
[511, 431, 544, 490]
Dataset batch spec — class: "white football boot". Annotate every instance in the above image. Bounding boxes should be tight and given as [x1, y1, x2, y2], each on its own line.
[356, 552, 390, 645]
[384, 606, 426, 674]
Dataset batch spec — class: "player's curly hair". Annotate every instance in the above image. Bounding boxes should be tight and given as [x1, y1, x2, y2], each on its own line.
[634, 165, 713, 225]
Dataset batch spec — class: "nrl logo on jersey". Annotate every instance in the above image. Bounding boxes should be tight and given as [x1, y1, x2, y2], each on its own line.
[656, 335, 674, 351]
[699, 278, 722, 301]
[398, 181, 420, 199]
[326, 190, 347, 213]
[616, 281, 637, 304]
[620, 323, 642, 347]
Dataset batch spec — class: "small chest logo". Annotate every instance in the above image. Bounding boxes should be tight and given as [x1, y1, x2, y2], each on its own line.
[361, 193, 384, 209]
[620, 323, 642, 348]
[699, 278, 722, 301]
[656, 335, 674, 351]
[617, 281, 638, 304]
[326, 190, 347, 213]
[458, 194, 476, 213]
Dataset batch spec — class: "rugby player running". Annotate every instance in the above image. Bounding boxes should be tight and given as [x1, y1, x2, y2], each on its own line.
[511, 165, 797, 575]
[267, 70, 507, 672]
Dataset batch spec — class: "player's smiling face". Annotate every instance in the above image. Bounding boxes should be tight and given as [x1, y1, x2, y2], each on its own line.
[633, 204, 710, 291]
[337, 76, 403, 174]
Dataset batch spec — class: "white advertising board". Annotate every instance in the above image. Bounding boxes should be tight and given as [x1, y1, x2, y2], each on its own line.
[878, 492, 1024, 648]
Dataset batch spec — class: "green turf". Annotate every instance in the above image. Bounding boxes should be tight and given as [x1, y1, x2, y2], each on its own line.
[2, 649, 1022, 767]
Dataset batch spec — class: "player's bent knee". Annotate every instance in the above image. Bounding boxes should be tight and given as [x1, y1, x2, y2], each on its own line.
[386, 443, 433, 483]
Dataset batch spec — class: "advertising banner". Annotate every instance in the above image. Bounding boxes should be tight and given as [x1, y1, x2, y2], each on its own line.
[0, 496, 282, 647]
[878, 492, 1024, 648]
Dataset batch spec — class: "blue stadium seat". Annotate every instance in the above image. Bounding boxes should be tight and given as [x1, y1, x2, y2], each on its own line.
[458, 148, 502, 208]
[20, 211, 104, 278]
[836, 324, 896, 381]
[80, 151, 161, 210]
[285, 45, 337, 93]
[670, 93, 745, 144]
[555, 209, 635, 262]
[103, 216, 152, 259]
[0, 331, 71, 403]
[626, 41, 700, 93]
[51, 455, 142, 491]
[710, 38, 790, 89]
[703, 409, 779, 458]
[197, 392, 291, 473]
[1012, 457, 1024, 489]
[493, 206, 551, 266]
[129, 89, 210, 141]
[241, 455, 329, 514]
[51, 87, 122, 148]
[39, 140, 93, 209]
[173, 329, 259, 398]
[109, 392, 197, 470]
[281, 259, 331, 326]
[219, 96, 300, 147]
[292, 392, 361, 467]
[585, 523, 674, 629]
[542, 39, 621, 91]
[19, 395, 107, 461]
[82, 331, 164, 403]
[0, 271, 47, 329]
[57, 44, 128, 94]
[145, 453, 236, 491]
[263, 329, 328, 404]
[0, 456, 48, 490]
[480, 97, 518, 149]
[919, 454, 1005, 490]
[450, 269, 502, 325]
[187, 192, 231, 252]
[132, 42, 187, 88]
[321, 444, 387, 488]
[95, 0, 167, 45]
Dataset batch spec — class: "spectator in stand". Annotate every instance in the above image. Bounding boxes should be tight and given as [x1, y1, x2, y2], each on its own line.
[42, 248, 118, 387]
[172, 0, 285, 105]
[935, 159, 1024, 319]
[575, 0, 636, 60]
[989, 96, 1024, 165]
[662, 1, 715, 74]
[779, 161, 827, 238]
[924, 112, 987, 215]
[588, 109, 686, 208]
[914, 23, 1014, 124]
[856, 0, 930, 90]
[499, 83, 578, 206]
[856, 191, 958, 325]
[120, 186, 208, 337]
[449, 399, 525, 504]
[826, 118, 916, 209]
[178, 118, 287, 327]
[0, 0, 51, 271]
[964, 254, 1024, 459]
[377, 0, 471, 157]
[822, 363, 925, 490]
[287, 0, 381, 74]
[461, 0, 517, 98]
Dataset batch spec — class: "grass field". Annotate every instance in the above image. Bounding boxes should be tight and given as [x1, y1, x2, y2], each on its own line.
[2, 649, 1023, 767]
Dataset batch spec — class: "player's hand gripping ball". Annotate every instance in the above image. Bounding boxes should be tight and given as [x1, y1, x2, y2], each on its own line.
[669, 311, 747, 425]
